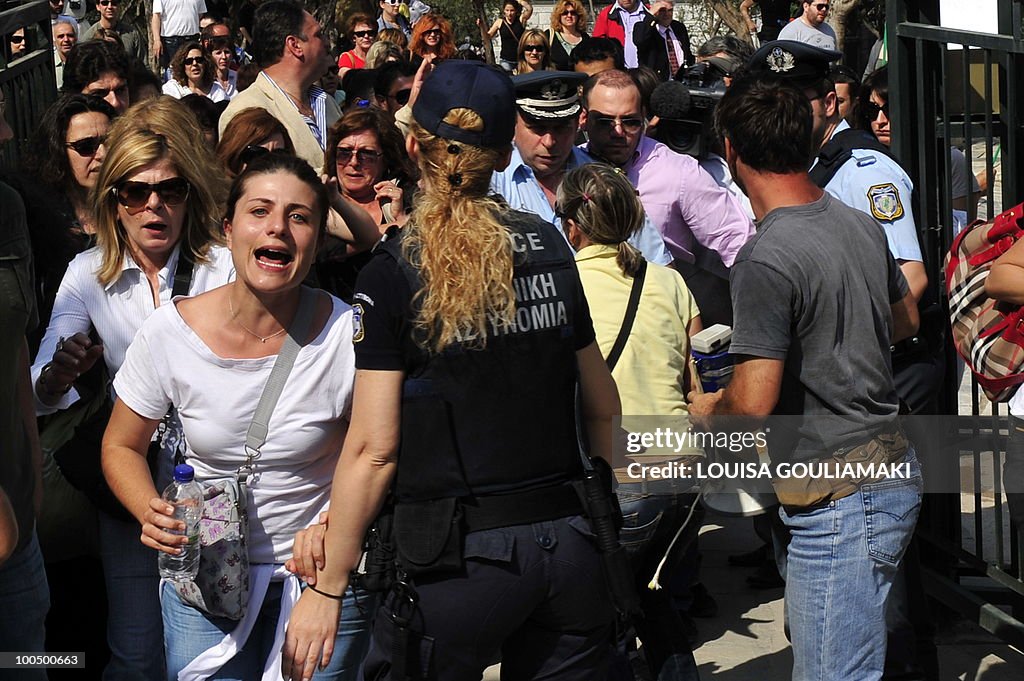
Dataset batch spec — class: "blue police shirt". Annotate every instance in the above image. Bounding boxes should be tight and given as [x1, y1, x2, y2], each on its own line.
[815, 120, 923, 263]
[490, 146, 673, 266]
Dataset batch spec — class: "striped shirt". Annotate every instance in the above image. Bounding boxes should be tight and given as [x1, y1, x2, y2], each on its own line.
[261, 72, 329, 150]
[31, 243, 235, 415]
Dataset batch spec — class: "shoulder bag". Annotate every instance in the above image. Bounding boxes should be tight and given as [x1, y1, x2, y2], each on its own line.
[172, 287, 316, 620]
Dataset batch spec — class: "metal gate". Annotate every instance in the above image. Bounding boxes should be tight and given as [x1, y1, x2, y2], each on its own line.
[0, 0, 56, 170]
[888, 0, 1024, 648]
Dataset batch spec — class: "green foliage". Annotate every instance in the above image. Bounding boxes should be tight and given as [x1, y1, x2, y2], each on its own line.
[429, 0, 499, 44]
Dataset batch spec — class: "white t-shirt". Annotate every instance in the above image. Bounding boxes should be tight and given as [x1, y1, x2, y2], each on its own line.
[162, 78, 229, 102]
[113, 292, 356, 563]
[778, 18, 837, 51]
[152, 0, 206, 38]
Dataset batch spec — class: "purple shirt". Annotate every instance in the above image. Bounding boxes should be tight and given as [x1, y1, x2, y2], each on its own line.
[611, 136, 755, 267]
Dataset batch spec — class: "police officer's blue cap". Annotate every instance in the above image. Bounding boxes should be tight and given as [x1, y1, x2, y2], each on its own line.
[746, 40, 842, 88]
[412, 61, 516, 150]
[512, 70, 588, 121]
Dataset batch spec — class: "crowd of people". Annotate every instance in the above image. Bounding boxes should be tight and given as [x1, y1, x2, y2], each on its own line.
[0, 1, 995, 681]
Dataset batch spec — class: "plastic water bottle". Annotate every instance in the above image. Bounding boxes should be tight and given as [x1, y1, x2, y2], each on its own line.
[158, 464, 203, 581]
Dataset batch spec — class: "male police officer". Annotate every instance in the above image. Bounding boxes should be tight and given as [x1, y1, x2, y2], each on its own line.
[491, 70, 673, 265]
[747, 41, 941, 415]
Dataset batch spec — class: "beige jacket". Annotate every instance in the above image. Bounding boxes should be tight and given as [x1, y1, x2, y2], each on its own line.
[219, 72, 341, 173]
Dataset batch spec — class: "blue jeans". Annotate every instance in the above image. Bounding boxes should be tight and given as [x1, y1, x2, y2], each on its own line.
[98, 510, 165, 681]
[778, 449, 922, 681]
[162, 580, 374, 680]
[0, 531, 49, 681]
[616, 483, 701, 681]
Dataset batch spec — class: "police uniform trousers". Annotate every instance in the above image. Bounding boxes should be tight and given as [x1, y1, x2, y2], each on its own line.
[362, 516, 615, 681]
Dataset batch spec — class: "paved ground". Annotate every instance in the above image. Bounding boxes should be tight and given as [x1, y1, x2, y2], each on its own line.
[482, 512, 1024, 680]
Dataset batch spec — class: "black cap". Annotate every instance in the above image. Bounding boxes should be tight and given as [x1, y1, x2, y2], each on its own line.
[412, 61, 515, 149]
[511, 70, 588, 121]
[746, 40, 841, 88]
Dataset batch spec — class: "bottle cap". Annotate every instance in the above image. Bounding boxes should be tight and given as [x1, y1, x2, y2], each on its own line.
[172, 464, 195, 483]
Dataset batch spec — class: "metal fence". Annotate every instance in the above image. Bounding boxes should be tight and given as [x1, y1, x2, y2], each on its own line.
[0, 0, 56, 170]
[888, 0, 1024, 648]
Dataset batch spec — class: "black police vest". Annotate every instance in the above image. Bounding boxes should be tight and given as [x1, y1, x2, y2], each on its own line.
[809, 128, 899, 189]
[380, 210, 586, 503]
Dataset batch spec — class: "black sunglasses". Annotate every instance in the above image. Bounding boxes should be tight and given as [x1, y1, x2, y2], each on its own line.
[812, 2, 829, 9]
[66, 135, 106, 156]
[238, 144, 270, 167]
[336, 147, 383, 165]
[9, 35, 25, 44]
[183, 56, 205, 66]
[353, 29, 377, 38]
[389, 88, 411, 105]
[423, 29, 443, 37]
[591, 114, 644, 133]
[112, 178, 190, 212]
[523, 45, 546, 53]
[863, 99, 889, 119]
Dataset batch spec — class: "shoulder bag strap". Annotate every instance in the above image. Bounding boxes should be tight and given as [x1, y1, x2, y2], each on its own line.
[605, 260, 647, 372]
[239, 287, 317, 483]
[171, 250, 195, 298]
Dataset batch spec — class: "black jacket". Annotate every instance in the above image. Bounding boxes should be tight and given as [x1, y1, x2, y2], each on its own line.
[633, 16, 694, 81]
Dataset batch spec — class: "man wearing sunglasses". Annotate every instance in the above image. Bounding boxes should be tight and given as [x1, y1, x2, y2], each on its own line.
[581, 69, 755, 316]
[82, 0, 146, 64]
[491, 70, 672, 266]
[777, 0, 836, 50]
[219, 0, 339, 171]
[373, 60, 416, 115]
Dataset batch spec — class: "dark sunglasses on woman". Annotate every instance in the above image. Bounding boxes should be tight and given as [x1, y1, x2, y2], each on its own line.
[112, 178, 191, 213]
[65, 135, 106, 156]
[238, 145, 270, 167]
[183, 56, 205, 67]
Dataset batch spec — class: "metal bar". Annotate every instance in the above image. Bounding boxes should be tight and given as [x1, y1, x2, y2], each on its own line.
[975, 447, 985, 557]
[897, 23, 1024, 52]
[0, 0, 48, 36]
[921, 566, 1024, 649]
[984, 49, 995, 222]
[916, 527, 1024, 597]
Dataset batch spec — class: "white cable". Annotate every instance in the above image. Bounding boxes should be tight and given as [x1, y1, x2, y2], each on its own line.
[648, 490, 702, 591]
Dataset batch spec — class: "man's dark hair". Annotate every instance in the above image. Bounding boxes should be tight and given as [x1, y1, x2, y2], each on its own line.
[61, 40, 130, 94]
[696, 35, 753, 64]
[252, 0, 306, 68]
[374, 60, 416, 100]
[570, 37, 625, 71]
[715, 74, 814, 174]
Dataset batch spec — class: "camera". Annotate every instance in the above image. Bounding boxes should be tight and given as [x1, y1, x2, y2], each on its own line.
[651, 61, 729, 159]
[69, 0, 81, 10]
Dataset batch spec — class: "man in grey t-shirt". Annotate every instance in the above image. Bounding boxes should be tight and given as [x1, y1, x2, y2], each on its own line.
[778, 0, 836, 50]
[689, 75, 921, 681]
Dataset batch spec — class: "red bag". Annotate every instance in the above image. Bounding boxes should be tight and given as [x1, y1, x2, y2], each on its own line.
[946, 202, 1024, 401]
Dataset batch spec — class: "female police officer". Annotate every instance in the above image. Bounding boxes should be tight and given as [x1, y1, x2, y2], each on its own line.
[282, 60, 621, 681]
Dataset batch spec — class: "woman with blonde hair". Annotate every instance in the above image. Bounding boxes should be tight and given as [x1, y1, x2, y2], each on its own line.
[283, 59, 620, 681]
[30, 96, 234, 680]
[364, 40, 404, 69]
[408, 13, 456, 65]
[516, 28, 552, 75]
[163, 41, 227, 102]
[548, 0, 589, 71]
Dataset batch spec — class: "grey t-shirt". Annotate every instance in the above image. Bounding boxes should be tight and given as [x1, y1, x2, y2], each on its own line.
[729, 192, 908, 462]
[778, 19, 837, 50]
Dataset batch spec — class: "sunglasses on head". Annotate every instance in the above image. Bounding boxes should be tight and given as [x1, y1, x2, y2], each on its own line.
[353, 29, 376, 38]
[183, 56, 205, 66]
[389, 88, 411, 105]
[112, 178, 190, 213]
[238, 144, 270, 167]
[863, 99, 889, 119]
[66, 135, 106, 156]
[336, 147, 383, 165]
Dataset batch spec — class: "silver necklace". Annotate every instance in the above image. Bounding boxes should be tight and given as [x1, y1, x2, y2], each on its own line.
[229, 295, 287, 343]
